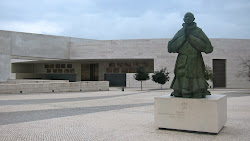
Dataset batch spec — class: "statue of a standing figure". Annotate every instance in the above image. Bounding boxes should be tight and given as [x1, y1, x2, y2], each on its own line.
[168, 12, 213, 98]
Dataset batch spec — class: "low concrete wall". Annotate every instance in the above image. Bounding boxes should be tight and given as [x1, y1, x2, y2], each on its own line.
[5, 79, 69, 84]
[0, 81, 109, 94]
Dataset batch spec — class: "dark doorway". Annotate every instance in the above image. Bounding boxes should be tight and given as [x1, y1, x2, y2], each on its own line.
[81, 64, 99, 81]
[104, 74, 126, 87]
[213, 59, 226, 88]
[90, 64, 96, 80]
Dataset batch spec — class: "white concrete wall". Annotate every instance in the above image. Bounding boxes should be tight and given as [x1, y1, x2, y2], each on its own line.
[73, 63, 81, 81]
[0, 31, 11, 82]
[1, 30, 250, 88]
[0, 30, 11, 55]
[6, 79, 69, 84]
[0, 55, 11, 82]
[69, 39, 174, 71]
[206, 39, 250, 88]
[0, 30, 93, 82]
[10, 32, 70, 59]
[70, 38, 250, 89]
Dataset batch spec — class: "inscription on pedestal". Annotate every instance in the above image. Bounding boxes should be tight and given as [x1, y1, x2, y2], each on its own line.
[154, 95, 227, 133]
[158, 102, 189, 119]
[159, 111, 185, 119]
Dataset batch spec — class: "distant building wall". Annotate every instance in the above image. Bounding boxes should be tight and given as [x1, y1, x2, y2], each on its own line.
[69, 39, 175, 71]
[10, 32, 70, 59]
[0, 30, 249, 88]
[70, 38, 250, 89]
[13, 63, 82, 82]
[204, 39, 250, 88]
[0, 30, 93, 82]
[0, 31, 11, 82]
[0, 54, 11, 82]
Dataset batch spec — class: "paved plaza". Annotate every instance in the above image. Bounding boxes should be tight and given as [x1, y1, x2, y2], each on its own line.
[0, 88, 250, 141]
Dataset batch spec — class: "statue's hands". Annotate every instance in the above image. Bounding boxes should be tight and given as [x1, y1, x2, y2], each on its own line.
[183, 24, 189, 38]
[188, 34, 207, 52]
[188, 34, 198, 42]
[187, 34, 195, 44]
[187, 34, 192, 42]
[185, 29, 190, 38]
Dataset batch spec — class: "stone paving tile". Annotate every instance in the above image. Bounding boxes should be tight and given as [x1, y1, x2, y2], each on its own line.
[0, 88, 250, 141]
[0, 91, 148, 106]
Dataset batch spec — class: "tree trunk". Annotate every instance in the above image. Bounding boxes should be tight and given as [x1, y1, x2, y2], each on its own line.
[141, 81, 142, 90]
[161, 84, 162, 90]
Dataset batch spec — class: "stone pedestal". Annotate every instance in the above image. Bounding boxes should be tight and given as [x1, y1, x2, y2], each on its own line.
[154, 95, 227, 133]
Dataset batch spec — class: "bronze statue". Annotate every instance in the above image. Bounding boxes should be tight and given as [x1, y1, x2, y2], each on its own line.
[168, 12, 213, 98]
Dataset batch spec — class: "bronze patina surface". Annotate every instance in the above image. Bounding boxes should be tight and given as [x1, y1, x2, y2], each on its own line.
[168, 12, 213, 98]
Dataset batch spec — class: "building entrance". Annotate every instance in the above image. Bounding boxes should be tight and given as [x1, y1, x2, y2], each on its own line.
[81, 64, 99, 81]
[213, 59, 226, 88]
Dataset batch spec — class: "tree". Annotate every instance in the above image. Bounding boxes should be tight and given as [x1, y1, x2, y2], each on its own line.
[237, 57, 250, 81]
[204, 65, 214, 82]
[152, 68, 170, 89]
[134, 67, 150, 90]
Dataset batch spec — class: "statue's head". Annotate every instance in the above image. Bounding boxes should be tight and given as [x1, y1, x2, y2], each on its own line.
[183, 12, 195, 24]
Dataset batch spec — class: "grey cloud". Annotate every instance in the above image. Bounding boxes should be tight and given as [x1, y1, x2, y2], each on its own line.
[0, 0, 249, 39]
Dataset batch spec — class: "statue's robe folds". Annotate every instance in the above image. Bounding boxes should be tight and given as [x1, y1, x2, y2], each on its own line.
[168, 23, 213, 98]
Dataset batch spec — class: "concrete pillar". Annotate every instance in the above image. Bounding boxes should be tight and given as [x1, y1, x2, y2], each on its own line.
[74, 63, 81, 81]
[0, 54, 11, 82]
[0, 30, 12, 82]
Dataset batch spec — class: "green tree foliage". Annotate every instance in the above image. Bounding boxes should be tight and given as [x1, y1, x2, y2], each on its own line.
[204, 65, 214, 81]
[134, 67, 150, 90]
[152, 68, 170, 89]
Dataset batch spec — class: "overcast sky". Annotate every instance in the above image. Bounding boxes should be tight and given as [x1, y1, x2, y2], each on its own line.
[0, 0, 249, 40]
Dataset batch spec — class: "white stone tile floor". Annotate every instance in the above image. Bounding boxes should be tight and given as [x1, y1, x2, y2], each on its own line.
[0, 88, 249, 141]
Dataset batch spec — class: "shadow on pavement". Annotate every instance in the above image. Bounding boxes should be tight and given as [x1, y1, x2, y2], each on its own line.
[0, 102, 153, 126]
[0, 91, 148, 106]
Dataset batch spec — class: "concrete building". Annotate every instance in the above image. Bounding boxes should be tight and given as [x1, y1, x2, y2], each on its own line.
[0, 30, 249, 89]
